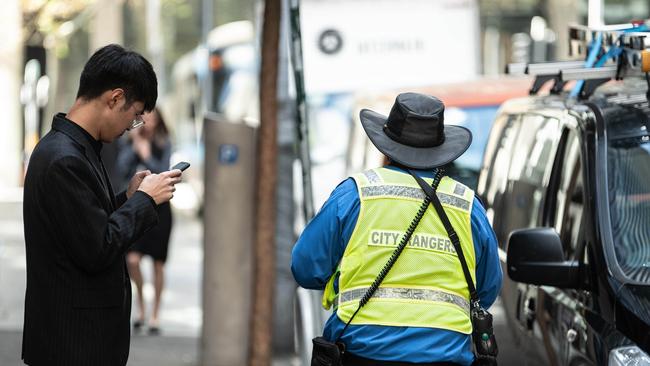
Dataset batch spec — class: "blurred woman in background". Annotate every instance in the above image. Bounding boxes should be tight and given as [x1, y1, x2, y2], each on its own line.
[117, 107, 173, 335]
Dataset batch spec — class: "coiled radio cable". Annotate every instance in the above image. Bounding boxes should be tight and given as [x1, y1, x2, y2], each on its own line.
[336, 167, 445, 342]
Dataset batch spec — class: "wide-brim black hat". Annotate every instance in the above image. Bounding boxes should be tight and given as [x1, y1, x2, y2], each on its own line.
[360, 92, 472, 170]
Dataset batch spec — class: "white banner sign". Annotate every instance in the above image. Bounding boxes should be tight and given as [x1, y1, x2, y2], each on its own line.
[300, 0, 480, 94]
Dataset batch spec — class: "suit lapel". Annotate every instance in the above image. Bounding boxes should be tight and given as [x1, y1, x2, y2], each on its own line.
[52, 115, 116, 211]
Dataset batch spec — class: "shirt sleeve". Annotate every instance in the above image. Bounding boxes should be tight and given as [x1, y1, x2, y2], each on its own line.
[291, 178, 360, 290]
[471, 195, 502, 309]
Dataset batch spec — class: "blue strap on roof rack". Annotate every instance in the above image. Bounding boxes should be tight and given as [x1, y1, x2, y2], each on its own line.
[595, 44, 623, 67]
[509, 21, 650, 100]
[569, 23, 649, 98]
[570, 32, 603, 98]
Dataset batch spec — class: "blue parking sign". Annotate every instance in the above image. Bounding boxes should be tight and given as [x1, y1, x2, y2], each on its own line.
[219, 144, 239, 165]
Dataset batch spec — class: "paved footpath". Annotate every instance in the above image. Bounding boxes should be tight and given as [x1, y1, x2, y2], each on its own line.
[0, 189, 517, 366]
[0, 193, 300, 366]
[0, 193, 203, 365]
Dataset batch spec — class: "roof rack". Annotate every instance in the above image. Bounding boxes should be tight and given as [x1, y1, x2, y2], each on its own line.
[506, 61, 587, 94]
[507, 20, 650, 101]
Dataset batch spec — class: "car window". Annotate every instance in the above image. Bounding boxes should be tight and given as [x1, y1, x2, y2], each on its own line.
[508, 115, 542, 181]
[608, 138, 650, 283]
[481, 115, 520, 221]
[478, 114, 521, 246]
[548, 129, 585, 259]
[497, 114, 562, 249]
[479, 114, 513, 200]
[524, 117, 561, 186]
[517, 115, 562, 227]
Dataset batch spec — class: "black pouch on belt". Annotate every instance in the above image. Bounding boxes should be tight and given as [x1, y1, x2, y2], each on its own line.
[311, 336, 345, 366]
[470, 308, 498, 366]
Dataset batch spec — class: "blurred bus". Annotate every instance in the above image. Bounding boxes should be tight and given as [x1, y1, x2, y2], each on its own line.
[166, 20, 258, 213]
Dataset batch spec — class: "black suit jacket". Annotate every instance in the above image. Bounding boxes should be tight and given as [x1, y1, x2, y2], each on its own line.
[22, 114, 159, 366]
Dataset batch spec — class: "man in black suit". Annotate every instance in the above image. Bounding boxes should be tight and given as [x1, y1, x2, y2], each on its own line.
[22, 44, 182, 366]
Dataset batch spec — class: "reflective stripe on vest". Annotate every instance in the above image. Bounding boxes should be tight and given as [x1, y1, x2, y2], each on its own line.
[360, 186, 471, 211]
[333, 287, 470, 315]
[322, 167, 476, 334]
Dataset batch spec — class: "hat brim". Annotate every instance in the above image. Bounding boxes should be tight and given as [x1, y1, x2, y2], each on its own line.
[360, 108, 472, 170]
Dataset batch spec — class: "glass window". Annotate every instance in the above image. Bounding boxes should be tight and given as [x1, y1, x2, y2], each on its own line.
[479, 114, 521, 235]
[522, 116, 563, 227]
[523, 117, 561, 185]
[483, 114, 521, 209]
[500, 115, 562, 239]
[608, 136, 650, 283]
[552, 131, 584, 259]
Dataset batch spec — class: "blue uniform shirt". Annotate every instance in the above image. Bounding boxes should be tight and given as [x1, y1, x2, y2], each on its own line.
[291, 166, 502, 365]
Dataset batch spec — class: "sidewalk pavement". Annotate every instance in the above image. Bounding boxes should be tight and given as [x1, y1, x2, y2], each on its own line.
[0, 329, 296, 366]
[0, 194, 205, 366]
[0, 191, 510, 366]
[0, 330, 199, 366]
[0, 194, 298, 366]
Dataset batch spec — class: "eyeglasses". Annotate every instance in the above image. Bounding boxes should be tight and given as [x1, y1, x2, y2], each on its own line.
[127, 115, 145, 131]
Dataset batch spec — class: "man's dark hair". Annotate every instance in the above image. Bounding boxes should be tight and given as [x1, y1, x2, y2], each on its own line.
[76, 44, 157, 112]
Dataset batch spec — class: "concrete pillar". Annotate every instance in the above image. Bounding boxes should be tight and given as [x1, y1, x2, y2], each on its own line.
[587, 0, 604, 28]
[91, 0, 124, 187]
[90, 0, 124, 51]
[483, 27, 501, 75]
[0, 0, 22, 188]
[146, 0, 166, 94]
[546, 0, 579, 60]
[202, 114, 256, 366]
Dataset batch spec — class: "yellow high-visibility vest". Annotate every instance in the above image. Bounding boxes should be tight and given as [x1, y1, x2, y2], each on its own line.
[322, 167, 476, 334]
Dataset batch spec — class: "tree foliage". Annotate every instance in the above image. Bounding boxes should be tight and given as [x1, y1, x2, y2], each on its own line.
[22, 0, 95, 44]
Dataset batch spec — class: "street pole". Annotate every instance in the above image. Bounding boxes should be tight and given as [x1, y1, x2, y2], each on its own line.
[91, 0, 124, 187]
[546, 0, 579, 60]
[271, 0, 298, 355]
[588, 0, 604, 28]
[0, 0, 22, 189]
[19, 60, 47, 179]
[90, 0, 124, 50]
[201, 0, 213, 116]
[289, 0, 315, 222]
[250, 0, 281, 364]
[146, 0, 165, 95]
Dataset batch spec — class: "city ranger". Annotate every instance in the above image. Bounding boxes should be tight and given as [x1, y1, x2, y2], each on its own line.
[292, 93, 502, 365]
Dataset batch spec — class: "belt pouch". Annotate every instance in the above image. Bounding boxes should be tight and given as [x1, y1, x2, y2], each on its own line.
[311, 336, 344, 366]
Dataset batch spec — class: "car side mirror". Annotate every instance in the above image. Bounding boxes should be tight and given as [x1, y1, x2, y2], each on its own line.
[507, 228, 580, 288]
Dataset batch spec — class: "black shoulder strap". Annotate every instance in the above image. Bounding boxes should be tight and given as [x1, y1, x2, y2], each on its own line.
[408, 170, 480, 309]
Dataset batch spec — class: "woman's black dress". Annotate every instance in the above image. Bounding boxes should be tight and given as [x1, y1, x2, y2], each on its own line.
[117, 138, 173, 262]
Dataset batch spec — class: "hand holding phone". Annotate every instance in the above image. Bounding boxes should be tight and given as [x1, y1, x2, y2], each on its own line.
[171, 161, 190, 172]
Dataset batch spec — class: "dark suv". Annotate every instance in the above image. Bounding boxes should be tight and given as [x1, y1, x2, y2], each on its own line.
[477, 78, 650, 365]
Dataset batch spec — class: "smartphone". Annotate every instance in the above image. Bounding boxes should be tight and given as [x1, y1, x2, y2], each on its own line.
[171, 161, 190, 172]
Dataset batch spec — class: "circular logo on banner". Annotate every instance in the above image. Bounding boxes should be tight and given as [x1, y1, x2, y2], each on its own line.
[318, 29, 343, 55]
